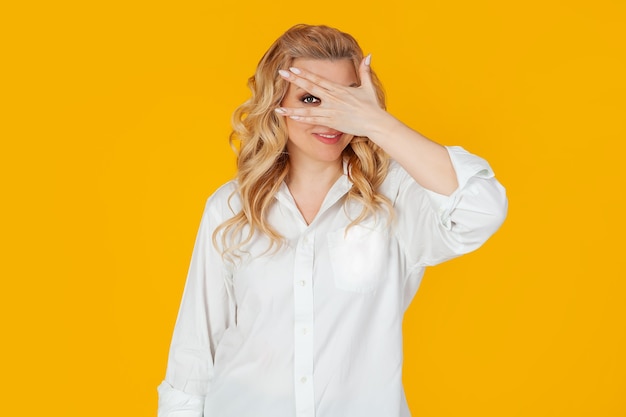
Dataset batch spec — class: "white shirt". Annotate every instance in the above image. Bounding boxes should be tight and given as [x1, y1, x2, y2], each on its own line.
[158, 146, 507, 417]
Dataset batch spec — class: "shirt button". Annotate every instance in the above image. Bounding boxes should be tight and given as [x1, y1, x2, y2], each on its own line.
[302, 327, 308, 335]
[299, 280, 306, 286]
[300, 376, 307, 383]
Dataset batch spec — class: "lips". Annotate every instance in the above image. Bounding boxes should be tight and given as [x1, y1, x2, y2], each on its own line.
[313, 131, 343, 144]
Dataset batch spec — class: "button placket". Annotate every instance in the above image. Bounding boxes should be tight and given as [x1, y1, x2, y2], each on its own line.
[293, 231, 315, 417]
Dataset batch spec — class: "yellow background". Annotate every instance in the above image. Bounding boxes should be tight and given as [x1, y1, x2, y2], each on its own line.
[2, 1, 625, 416]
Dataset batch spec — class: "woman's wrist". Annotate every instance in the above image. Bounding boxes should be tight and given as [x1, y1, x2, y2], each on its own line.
[362, 110, 405, 146]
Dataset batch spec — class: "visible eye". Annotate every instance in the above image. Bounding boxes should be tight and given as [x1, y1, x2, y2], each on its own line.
[301, 95, 321, 104]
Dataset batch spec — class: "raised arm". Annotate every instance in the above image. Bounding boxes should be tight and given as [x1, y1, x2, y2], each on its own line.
[276, 57, 507, 267]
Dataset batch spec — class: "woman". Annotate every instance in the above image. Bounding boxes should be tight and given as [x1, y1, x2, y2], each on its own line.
[158, 24, 507, 417]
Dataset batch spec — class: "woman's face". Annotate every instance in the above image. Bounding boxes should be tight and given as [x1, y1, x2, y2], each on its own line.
[280, 58, 358, 168]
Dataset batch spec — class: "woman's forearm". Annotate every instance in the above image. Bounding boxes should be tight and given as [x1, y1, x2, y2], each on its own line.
[366, 111, 459, 195]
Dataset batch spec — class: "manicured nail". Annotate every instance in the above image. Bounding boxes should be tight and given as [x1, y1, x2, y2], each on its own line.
[289, 67, 301, 75]
[278, 69, 290, 78]
[274, 107, 287, 114]
[365, 54, 372, 66]
[289, 115, 301, 120]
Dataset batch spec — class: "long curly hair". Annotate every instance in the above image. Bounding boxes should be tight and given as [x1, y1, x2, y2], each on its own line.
[214, 24, 392, 259]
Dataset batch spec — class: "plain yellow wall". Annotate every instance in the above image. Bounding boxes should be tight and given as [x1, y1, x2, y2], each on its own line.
[2, 1, 625, 416]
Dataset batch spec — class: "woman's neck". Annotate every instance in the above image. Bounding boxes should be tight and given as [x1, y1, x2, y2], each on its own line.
[286, 159, 343, 190]
[285, 159, 344, 225]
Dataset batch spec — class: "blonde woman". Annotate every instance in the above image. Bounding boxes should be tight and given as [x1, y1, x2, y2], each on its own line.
[158, 24, 507, 417]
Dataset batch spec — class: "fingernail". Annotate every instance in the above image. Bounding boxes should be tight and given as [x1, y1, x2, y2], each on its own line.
[289, 67, 301, 75]
[365, 54, 372, 66]
[289, 115, 301, 120]
[278, 69, 290, 78]
[274, 107, 287, 114]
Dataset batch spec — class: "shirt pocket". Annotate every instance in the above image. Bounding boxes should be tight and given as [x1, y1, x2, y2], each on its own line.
[327, 224, 390, 294]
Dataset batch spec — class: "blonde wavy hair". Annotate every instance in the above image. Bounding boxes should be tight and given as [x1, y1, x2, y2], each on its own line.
[214, 24, 392, 259]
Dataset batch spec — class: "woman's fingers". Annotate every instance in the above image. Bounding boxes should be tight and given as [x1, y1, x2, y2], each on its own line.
[274, 106, 333, 125]
[280, 67, 337, 92]
[359, 54, 373, 89]
[279, 54, 375, 96]
[278, 68, 333, 98]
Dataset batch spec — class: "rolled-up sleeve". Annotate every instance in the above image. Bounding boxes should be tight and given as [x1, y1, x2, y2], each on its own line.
[158, 197, 236, 417]
[393, 146, 508, 268]
[158, 381, 205, 417]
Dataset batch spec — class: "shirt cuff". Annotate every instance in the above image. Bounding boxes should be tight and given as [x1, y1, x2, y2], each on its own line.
[157, 380, 204, 417]
[424, 146, 496, 230]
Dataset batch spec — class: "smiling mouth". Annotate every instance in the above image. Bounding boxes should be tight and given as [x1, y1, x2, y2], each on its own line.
[317, 133, 341, 139]
[312, 132, 344, 144]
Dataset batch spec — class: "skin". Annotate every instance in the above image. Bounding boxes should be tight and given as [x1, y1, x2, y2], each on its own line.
[280, 58, 357, 172]
[276, 56, 459, 224]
